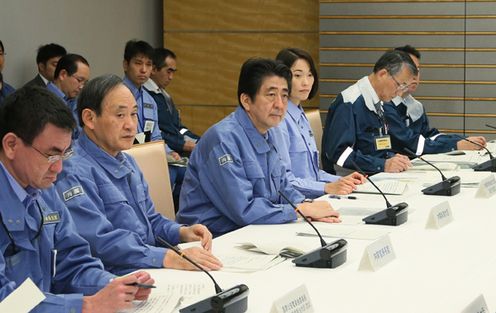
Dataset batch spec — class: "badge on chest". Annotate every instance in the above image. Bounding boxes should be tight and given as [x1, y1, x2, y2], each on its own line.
[374, 135, 392, 150]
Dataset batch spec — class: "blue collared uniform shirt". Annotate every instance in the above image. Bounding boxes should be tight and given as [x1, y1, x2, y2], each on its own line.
[384, 95, 458, 155]
[177, 107, 302, 237]
[322, 76, 395, 174]
[55, 132, 182, 275]
[0, 162, 114, 313]
[277, 101, 339, 198]
[46, 82, 80, 139]
[0, 81, 15, 105]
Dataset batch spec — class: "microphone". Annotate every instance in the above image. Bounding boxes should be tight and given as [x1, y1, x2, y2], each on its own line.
[349, 159, 408, 226]
[156, 236, 249, 313]
[453, 135, 495, 172]
[278, 191, 347, 269]
[404, 148, 460, 196]
[485, 124, 496, 130]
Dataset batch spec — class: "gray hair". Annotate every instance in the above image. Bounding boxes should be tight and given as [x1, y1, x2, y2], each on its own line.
[373, 50, 418, 76]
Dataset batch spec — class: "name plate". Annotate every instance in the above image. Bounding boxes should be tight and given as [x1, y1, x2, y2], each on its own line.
[475, 174, 496, 198]
[426, 201, 454, 229]
[270, 284, 314, 313]
[461, 294, 489, 313]
[359, 235, 396, 271]
[0, 278, 46, 313]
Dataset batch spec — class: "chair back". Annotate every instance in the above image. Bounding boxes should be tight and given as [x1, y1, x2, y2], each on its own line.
[124, 140, 175, 220]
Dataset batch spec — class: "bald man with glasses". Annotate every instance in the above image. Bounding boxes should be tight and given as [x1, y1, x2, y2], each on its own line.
[322, 50, 418, 175]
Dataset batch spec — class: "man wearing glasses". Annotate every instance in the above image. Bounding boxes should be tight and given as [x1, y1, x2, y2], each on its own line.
[322, 50, 418, 174]
[47, 54, 89, 139]
[0, 86, 154, 313]
[383, 45, 486, 155]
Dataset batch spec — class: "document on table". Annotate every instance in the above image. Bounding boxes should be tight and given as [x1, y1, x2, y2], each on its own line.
[163, 283, 212, 310]
[296, 225, 390, 241]
[119, 294, 181, 313]
[353, 180, 407, 195]
[218, 253, 285, 272]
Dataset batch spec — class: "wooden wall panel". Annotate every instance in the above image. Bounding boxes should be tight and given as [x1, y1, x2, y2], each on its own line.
[163, 1, 320, 135]
[319, 0, 496, 139]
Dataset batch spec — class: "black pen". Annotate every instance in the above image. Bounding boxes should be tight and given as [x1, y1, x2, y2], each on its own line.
[126, 282, 156, 289]
[328, 195, 357, 200]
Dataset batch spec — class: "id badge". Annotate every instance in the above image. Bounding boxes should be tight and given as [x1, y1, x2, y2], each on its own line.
[374, 135, 392, 150]
[135, 132, 146, 144]
[144, 120, 155, 132]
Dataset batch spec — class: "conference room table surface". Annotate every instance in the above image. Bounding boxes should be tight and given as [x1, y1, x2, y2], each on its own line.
[146, 168, 496, 313]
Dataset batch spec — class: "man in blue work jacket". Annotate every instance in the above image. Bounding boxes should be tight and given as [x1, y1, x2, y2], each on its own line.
[383, 45, 486, 155]
[55, 74, 222, 276]
[0, 86, 153, 313]
[322, 50, 418, 175]
[122, 40, 186, 210]
[177, 58, 341, 237]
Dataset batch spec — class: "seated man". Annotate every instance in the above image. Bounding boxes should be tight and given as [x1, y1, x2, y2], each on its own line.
[322, 50, 418, 175]
[0, 41, 15, 104]
[24, 43, 67, 88]
[0, 86, 153, 313]
[55, 74, 222, 275]
[384, 45, 486, 155]
[145, 48, 200, 155]
[122, 40, 186, 209]
[177, 58, 341, 237]
[47, 53, 90, 138]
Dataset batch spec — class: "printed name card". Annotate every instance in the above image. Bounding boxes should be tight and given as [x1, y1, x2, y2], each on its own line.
[358, 235, 396, 271]
[426, 201, 454, 229]
[461, 294, 489, 313]
[475, 175, 496, 198]
[270, 284, 314, 313]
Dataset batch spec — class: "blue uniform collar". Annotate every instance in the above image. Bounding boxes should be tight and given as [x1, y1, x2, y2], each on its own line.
[0, 161, 41, 231]
[123, 76, 143, 100]
[234, 107, 271, 154]
[357, 76, 381, 113]
[286, 100, 305, 123]
[77, 132, 133, 179]
[47, 82, 69, 101]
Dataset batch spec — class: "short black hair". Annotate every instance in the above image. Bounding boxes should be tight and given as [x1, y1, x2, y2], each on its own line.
[0, 86, 75, 150]
[77, 74, 123, 127]
[373, 50, 418, 76]
[395, 45, 421, 60]
[152, 48, 176, 69]
[36, 43, 67, 64]
[237, 58, 292, 107]
[54, 53, 89, 80]
[276, 48, 319, 100]
[124, 40, 154, 62]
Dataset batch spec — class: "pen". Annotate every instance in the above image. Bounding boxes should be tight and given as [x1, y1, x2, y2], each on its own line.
[328, 195, 358, 200]
[126, 282, 156, 289]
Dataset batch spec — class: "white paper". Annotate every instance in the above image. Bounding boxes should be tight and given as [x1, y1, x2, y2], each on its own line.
[297, 226, 390, 241]
[353, 180, 407, 195]
[0, 278, 45, 313]
[162, 283, 211, 309]
[218, 253, 285, 272]
[118, 294, 181, 313]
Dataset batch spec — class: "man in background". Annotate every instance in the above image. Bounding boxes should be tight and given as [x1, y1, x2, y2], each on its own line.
[24, 43, 67, 88]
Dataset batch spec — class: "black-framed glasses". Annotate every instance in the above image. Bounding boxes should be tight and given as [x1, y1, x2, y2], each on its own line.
[30, 145, 74, 164]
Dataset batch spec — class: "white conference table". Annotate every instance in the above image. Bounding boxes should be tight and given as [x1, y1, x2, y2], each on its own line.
[147, 167, 496, 313]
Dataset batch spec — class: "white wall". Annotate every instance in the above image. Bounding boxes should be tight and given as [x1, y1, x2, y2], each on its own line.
[0, 0, 163, 88]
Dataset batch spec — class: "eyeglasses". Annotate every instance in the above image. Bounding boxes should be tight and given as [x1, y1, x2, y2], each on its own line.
[388, 73, 410, 92]
[71, 74, 87, 86]
[30, 145, 74, 164]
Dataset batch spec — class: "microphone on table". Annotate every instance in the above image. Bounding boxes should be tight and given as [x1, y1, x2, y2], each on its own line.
[156, 236, 249, 313]
[485, 124, 496, 130]
[349, 159, 408, 226]
[278, 191, 347, 269]
[453, 134, 496, 172]
[404, 148, 461, 196]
